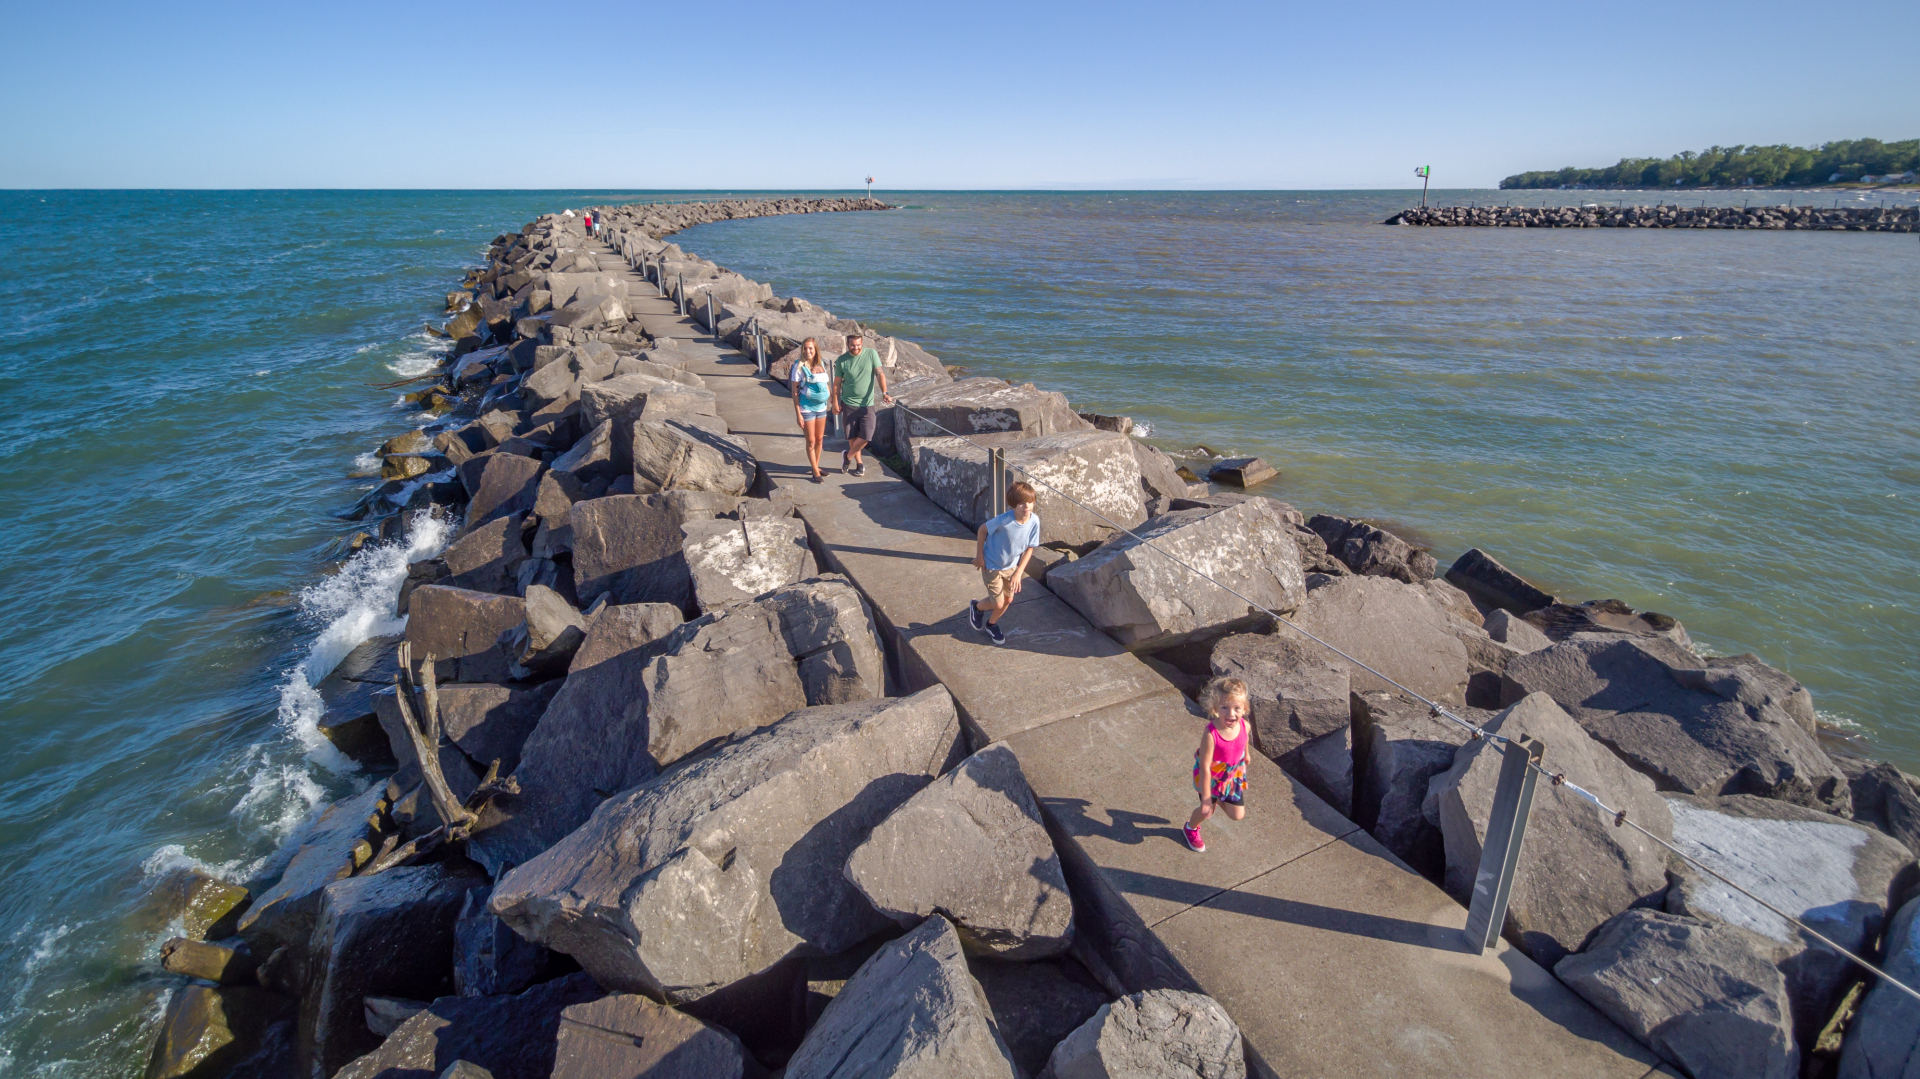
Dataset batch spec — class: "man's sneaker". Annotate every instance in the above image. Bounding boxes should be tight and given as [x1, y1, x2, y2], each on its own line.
[968, 601, 985, 633]
[986, 622, 1007, 646]
[1183, 824, 1206, 852]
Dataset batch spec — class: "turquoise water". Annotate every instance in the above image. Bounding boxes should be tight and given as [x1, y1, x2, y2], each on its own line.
[0, 188, 1913, 1074]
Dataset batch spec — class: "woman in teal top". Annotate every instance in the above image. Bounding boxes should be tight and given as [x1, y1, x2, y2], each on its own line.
[790, 337, 833, 482]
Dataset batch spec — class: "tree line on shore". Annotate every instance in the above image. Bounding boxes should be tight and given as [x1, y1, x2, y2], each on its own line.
[1500, 137, 1919, 189]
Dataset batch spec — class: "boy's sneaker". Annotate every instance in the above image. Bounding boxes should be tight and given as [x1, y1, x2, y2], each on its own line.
[851, 462, 866, 477]
[967, 601, 985, 633]
[841, 451, 851, 473]
[986, 622, 1007, 646]
[1183, 824, 1206, 852]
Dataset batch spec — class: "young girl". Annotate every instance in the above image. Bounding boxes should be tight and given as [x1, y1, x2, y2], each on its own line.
[789, 337, 832, 481]
[1185, 676, 1250, 852]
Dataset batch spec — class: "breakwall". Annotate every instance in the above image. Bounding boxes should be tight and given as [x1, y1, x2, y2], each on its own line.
[1386, 203, 1919, 230]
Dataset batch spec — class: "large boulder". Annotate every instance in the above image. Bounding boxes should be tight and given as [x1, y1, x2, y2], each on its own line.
[500, 585, 588, 680]
[431, 680, 562, 775]
[785, 915, 1021, 1079]
[1306, 514, 1437, 584]
[1664, 793, 1916, 1043]
[1429, 692, 1673, 967]
[1523, 598, 1692, 647]
[1840, 757, 1920, 858]
[466, 454, 545, 530]
[1208, 633, 1350, 811]
[145, 985, 292, 1079]
[331, 973, 602, 1079]
[581, 373, 718, 467]
[1838, 896, 1920, 1079]
[892, 376, 1088, 452]
[299, 863, 482, 1077]
[237, 786, 382, 957]
[1041, 989, 1245, 1079]
[490, 688, 967, 1002]
[847, 745, 1073, 960]
[405, 586, 526, 684]
[550, 994, 755, 1079]
[453, 887, 547, 999]
[1352, 691, 1466, 879]
[1280, 574, 1470, 705]
[913, 430, 1146, 548]
[1444, 547, 1557, 615]
[468, 601, 684, 876]
[1048, 499, 1306, 650]
[544, 272, 627, 309]
[442, 515, 529, 595]
[570, 492, 739, 608]
[1554, 909, 1798, 1079]
[681, 516, 817, 613]
[971, 958, 1110, 1079]
[547, 419, 619, 487]
[631, 419, 756, 497]
[1501, 636, 1851, 813]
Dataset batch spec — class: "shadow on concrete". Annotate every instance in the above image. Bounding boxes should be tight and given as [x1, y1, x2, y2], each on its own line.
[1041, 796, 1185, 847]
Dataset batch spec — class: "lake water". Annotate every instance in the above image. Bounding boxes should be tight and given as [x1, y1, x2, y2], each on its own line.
[0, 188, 1913, 1075]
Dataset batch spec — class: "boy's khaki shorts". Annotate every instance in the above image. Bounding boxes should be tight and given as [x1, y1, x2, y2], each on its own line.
[981, 566, 1020, 602]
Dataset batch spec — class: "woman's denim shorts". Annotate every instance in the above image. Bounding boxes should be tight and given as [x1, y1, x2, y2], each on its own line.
[799, 409, 829, 421]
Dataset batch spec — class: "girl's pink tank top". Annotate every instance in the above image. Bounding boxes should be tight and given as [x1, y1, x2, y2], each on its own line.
[1209, 720, 1248, 767]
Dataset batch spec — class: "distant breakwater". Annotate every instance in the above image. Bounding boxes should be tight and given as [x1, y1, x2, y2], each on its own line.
[1385, 203, 1919, 231]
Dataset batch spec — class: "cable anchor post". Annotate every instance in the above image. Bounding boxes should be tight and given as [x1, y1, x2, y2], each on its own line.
[1464, 735, 1546, 954]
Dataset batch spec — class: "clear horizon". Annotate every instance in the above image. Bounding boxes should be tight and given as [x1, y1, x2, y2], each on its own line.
[3, 0, 1912, 190]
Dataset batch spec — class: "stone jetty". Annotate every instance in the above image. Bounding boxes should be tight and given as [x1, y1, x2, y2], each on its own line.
[142, 198, 1920, 1079]
[1387, 203, 1919, 231]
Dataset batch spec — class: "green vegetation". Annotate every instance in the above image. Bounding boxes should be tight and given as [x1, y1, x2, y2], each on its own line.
[1500, 138, 1919, 189]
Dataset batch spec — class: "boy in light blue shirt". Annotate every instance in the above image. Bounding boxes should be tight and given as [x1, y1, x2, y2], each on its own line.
[968, 481, 1040, 646]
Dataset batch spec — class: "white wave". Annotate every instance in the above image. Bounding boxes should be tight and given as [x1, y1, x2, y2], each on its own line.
[231, 760, 327, 840]
[1815, 709, 1863, 730]
[352, 451, 381, 473]
[1130, 421, 1154, 438]
[22, 925, 71, 975]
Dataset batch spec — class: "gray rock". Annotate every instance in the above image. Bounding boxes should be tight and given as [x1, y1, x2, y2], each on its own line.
[680, 516, 817, 613]
[1430, 692, 1673, 967]
[1208, 632, 1349, 762]
[786, 916, 1020, 1079]
[1048, 499, 1306, 650]
[159, 937, 255, 985]
[364, 996, 430, 1037]
[453, 887, 546, 999]
[500, 585, 587, 680]
[892, 376, 1089, 453]
[431, 680, 562, 776]
[1352, 692, 1466, 879]
[468, 601, 684, 876]
[569, 492, 738, 609]
[544, 271, 627, 310]
[1500, 636, 1851, 813]
[467, 454, 546, 531]
[330, 973, 602, 1079]
[1042, 989, 1245, 1079]
[299, 862, 482, 1077]
[551, 993, 755, 1079]
[490, 688, 966, 1002]
[1837, 896, 1920, 1079]
[848, 744, 1073, 959]
[1840, 757, 1920, 858]
[631, 419, 756, 497]
[548, 418, 619, 486]
[1131, 441, 1191, 501]
[1484, 609, 1551, 652]
[971, 957, 1111, 1079]
[581, 373, 716, 463]
[913, 430, 1146, 548]
[1665, 793, 1916, 1043]
[1306, 514, 1437, 584]
[237, 785, 382, 957]
[442, 514, 529, 595]
[1523, 598, 1692, 648]
[405, 585, 526, 684]
[1444, 547, 1557, 615]
[145, 984, 292, 1079]
[1297, 726, 1354, 818]
[1554, 909, 1797, 1079]
[1280, 574, 1470, 705]
[1208, 456, 1276, 488]
[313, 634, 404, 766]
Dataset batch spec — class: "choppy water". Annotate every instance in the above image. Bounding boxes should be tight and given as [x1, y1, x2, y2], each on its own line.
[0, 188, 1913, 1075]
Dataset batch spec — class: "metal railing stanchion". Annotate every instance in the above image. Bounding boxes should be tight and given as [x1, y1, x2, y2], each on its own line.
[1464, 737, 1544, 953]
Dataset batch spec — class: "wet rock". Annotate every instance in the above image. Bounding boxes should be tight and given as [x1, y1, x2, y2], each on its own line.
[442, 514, 529, 595]
[786, 916, 1020, 1079]
[847, 744, 1073, 960]
[1444, 547, 1557, 615]
[1208, 456, 1276, 487]
[1837, 895, 1919, 1079]
[1281, 574, 1470, 705]
[500, 585, 587, 680]
[1353, 692, 1463, 879]
[299, 862, 482, 1078]
[1049, 499, 1306, 650]
[1523, 598, 1691, 647]
[551, 994, 755, 1079]
[1501, 636, 1850, 813]
[405, 585, 526, 684]
[1839, 756, 1920, 857]
[1306, 514, 1436, 584]
[491, 688, 966, 1002]
[914, 430, 1146, 548]
[331, 973, 602, 1079]
[144, 866, 251, 942]
[1483, 609, 1551, 652]
[1555, 909, 1797, 1079]
[314, 634, 405, 766]
[145, 985, 292, 1079]
[1664, 793, 1915, 1042]
[570, 491, 737, 609]
[971, 957, 1111, 1079]
[364, 996, 430, 1037]
[160, 938, 256, 985]
[1430, 692, 1673, 967]
[680, 516, 817, 613]
[631, 419, 756, 497]
[1042, 989, 1245, 1079]
[452, 886, 547, 999]
[237, 785, 382, 957]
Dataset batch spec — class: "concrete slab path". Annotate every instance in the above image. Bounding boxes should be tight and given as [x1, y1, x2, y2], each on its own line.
[588, 243, 1671, 1079]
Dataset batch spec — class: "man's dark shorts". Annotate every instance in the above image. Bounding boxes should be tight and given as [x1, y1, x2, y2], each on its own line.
[842, 405, 878, 442]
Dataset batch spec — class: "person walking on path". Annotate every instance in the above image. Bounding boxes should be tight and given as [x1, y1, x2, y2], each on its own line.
[968, 482, 1040, 646]
[830, 332, 891, 476]
[789, 337, 833, 482]
[1184, 677, 1251, 852]
[584, 211, 595, 236]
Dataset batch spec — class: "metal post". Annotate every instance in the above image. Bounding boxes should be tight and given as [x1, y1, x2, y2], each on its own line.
[755, 321, 766, 376]
[706, 292, 714, 336]
[991, 449, 1007, 517]
[1463, 736, 1545, 954]
[676, 276, 685, 315]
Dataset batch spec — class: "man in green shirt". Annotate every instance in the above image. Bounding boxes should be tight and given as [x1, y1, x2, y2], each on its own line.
[830, 332, 892, 476]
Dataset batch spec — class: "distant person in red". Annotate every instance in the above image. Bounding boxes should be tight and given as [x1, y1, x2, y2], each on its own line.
[584, 211, 595, 236]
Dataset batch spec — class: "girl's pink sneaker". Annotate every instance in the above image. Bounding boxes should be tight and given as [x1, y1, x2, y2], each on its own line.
[1183, 823, 1206, 852]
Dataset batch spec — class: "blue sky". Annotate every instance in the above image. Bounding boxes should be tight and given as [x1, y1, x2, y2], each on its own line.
[3, 0, 1912, 189]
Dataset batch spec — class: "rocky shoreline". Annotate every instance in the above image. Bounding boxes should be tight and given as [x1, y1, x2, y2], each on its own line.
[1386, 203, 1920, 230]
[141, 197, 1920, 1079]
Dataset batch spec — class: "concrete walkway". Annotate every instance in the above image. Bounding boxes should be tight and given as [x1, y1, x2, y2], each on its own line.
[590, 245, 1673, 1078]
